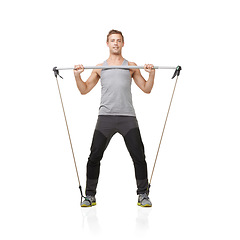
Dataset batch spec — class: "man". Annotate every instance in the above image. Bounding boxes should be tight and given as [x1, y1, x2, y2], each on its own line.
[74, 29, 155, 207]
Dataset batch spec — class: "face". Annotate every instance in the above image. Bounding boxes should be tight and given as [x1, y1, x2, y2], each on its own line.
[107, 34, 124, 55]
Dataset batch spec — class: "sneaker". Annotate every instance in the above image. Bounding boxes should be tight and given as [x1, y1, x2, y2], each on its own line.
[81, 195, 96, 207]
[137, 193, 152, 207]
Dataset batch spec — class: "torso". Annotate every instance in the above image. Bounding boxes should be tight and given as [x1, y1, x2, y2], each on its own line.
[98, 58, 136, 116]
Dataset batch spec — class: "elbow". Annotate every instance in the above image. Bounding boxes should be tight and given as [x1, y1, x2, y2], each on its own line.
[80, 90, 87, 95]
[145, 89, 151, 94]
[78, 86, 88, 95]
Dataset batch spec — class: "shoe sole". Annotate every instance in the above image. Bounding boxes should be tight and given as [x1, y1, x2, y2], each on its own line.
[81, 202, 97, 207]
[137, 202, 152, 207]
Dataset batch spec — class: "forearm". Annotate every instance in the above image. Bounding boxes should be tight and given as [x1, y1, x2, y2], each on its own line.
[144, 72, 155, 93]
[74, 74, 87, 95]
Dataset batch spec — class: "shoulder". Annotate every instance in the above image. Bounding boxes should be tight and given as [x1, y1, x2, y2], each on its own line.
[128, 61, 137, 66]
[92, 63, 103, 77]
[128, 61, 140, 76]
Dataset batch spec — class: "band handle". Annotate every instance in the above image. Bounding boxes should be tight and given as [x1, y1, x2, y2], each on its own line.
[53, 66, 63, 79]
[172, 66, 182, 79]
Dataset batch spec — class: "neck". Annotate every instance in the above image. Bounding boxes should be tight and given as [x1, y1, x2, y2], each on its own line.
[107, 54, 124, 64]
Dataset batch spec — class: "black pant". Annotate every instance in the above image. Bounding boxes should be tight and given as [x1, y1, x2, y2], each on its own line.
[86, 115, 149, 196]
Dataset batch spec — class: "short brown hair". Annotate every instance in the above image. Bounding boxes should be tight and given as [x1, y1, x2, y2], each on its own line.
[107, 29, 124, 43]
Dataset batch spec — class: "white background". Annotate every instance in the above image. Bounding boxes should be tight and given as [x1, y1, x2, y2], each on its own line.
[0, 0, 239, 239]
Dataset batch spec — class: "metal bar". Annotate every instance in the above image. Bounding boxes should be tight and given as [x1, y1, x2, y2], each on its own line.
[56, 66, 176, 71]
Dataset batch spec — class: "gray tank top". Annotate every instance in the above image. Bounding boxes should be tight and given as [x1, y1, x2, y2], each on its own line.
[99, 59, 136, 116]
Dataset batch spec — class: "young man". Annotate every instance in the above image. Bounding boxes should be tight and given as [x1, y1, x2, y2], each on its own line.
[74, 29, 155, 207]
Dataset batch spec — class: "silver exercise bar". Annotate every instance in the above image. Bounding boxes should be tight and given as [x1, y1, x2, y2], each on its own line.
[56, 66, 176, 70]
[53, 65, 182, 79]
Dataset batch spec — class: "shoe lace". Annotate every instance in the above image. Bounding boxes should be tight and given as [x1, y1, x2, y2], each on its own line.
[139, 193, 149, 202]
[85, 195, 94, 203]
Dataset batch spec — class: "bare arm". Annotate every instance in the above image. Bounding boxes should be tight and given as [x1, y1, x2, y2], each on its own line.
[74, 64, 101, 95]
[131, 62, 155, 94]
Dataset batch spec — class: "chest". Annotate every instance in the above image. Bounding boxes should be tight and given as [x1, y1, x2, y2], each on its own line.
[100, 69, 132, 89]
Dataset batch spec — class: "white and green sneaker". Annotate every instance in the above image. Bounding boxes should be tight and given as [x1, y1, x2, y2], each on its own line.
[81, 196, 96, 207]
[137, 193, 152, 207]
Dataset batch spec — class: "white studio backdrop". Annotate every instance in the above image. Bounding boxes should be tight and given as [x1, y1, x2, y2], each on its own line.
[0, 0, 239, 239]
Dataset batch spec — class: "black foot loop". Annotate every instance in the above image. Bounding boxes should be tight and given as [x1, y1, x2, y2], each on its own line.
[53, 66, 63, 79]
[147, 183, 151, 195]
[79, 185, 87, 205]
[171, 65, 182, 79]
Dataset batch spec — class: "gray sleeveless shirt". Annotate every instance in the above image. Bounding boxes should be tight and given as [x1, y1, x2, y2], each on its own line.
[99, 59, 136, 116]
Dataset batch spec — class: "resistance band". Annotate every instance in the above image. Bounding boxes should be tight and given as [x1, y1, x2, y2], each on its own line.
[53, 65, 182, 204]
